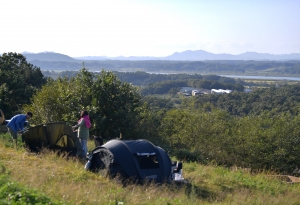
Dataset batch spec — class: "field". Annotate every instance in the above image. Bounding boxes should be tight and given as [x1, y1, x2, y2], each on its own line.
[1, 133, 300, 205]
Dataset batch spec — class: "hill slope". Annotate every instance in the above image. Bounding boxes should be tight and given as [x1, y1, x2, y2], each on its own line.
[0, 133, 300, 205]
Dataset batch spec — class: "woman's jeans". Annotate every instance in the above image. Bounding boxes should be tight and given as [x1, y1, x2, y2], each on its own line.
[79, 138, 88, 157]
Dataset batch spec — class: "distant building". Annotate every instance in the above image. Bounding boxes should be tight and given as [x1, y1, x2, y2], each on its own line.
[211, 89, 233, 94]
[179, 87, 204, 96]
[192, 90, 204, 96]
[183, 92, 191, 96]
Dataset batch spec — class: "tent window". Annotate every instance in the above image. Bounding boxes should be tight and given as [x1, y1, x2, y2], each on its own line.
[136, 154, 159, 169]
[56, 135, 74, 148]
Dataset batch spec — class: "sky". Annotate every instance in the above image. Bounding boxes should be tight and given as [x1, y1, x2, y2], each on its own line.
[1, 0, 299, 57]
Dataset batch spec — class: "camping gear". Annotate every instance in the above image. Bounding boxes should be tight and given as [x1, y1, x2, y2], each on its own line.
[85, 139, 184, 183]
[21, 122, 81, 155]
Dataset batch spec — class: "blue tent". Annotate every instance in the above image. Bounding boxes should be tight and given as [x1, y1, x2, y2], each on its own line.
[85, 139, 182, 183]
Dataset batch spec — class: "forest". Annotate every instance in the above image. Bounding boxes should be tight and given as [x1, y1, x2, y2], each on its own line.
[1, 52, 300, 174]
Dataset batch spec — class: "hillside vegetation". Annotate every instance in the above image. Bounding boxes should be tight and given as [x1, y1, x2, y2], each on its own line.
[1, 134, 300, 205]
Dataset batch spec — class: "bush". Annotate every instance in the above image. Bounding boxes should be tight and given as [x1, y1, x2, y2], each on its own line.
[174, 149, 205, 163]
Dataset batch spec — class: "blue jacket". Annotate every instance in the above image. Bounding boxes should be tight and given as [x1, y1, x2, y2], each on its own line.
[6, 114, 27, 132]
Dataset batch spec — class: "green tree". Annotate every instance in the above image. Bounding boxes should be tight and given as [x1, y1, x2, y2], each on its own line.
[136, 104, 166, 145]
[0, 52, 46, 117]
[23, 77, 74, 124]
[24, 69, 142, 139]
[91, 70, 142, 138]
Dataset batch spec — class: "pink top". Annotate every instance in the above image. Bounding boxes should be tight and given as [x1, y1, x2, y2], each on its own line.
[78, 115, 91, 128]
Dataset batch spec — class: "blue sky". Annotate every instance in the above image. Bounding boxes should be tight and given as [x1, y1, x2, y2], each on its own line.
[1, 0, 299, 57]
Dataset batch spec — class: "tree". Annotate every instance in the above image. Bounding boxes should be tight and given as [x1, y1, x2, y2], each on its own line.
[24, 68, 142, 139]
[0, 52, 46, 117]
[91, 70, 142, 138]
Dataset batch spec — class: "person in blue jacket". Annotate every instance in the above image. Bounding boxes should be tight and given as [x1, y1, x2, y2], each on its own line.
[7, 112, 32, 147]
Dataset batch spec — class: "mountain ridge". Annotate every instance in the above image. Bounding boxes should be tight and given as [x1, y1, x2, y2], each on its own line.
[74, 50, 300, 61]
[23, 52, 77, 62]
[19, 50, 300, 61]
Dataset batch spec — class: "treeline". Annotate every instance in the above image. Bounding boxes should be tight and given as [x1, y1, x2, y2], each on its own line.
[44, 70, 244, 86]
[44, 70, 246, 95]
[44, 70, 284, 90]
[114, 71, 206, 86]
[114, 71, 247, 86]
[187, 84, 300, 116]
[139, 79, 244, 95]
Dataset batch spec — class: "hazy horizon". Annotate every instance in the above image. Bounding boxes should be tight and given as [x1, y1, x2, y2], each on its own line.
[19, 50, 300, 58]
[1, 0, 299, 57]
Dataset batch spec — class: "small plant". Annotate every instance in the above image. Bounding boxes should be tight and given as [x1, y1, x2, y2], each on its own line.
[0, 170, 62, 204]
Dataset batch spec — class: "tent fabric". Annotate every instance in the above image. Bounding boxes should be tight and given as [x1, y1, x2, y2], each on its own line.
[22, 122, 81, 155]
[87, 139, 173, 183]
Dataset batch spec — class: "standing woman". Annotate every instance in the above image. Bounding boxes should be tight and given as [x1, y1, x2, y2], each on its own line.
[72, 110, 91, 157]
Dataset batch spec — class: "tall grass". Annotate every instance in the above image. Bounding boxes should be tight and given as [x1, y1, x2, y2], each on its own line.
[0, 132, 300, 205]
[0, 173, 62, 204]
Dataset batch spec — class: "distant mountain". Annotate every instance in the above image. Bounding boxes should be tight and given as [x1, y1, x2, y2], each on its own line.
[12, 51, 300, 76]
[73, 50, 300, 61]
[22, 52, 78, 62]
[165, 50, 300, 61]
[165, 50, 235, 60]
[15, 50, 300, 62]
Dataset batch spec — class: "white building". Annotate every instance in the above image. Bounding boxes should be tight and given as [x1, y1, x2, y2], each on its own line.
[192, 90, 203, 96]
[211, 89, 233, 94]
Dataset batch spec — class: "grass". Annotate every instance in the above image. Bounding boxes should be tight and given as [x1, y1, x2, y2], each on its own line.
[1, 132, 300, 205]
[0, 173, 63, 205]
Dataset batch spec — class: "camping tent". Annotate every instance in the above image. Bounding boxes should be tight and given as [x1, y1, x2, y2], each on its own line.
[22, 122, 81, 155]
[85, 139, 183, 183]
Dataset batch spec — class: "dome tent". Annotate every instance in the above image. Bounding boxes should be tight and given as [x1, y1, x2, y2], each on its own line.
[85, 139, 184, 183]
[21, 122, 82, 156]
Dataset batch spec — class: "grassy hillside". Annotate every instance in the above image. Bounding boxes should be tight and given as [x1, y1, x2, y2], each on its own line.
[0, 133, 300, 205]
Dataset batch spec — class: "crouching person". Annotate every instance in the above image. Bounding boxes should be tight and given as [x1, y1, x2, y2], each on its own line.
[7, 112, 32, 148]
